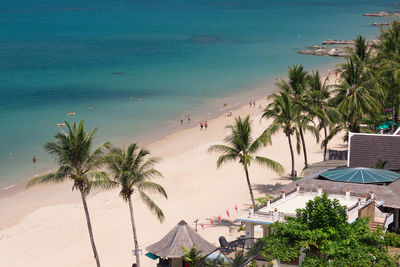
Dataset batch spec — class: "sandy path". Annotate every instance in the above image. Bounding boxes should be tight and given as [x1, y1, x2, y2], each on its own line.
[0, 74, 345, 267]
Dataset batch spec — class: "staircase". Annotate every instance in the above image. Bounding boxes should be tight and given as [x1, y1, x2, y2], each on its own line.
[371, 217, 385, 230]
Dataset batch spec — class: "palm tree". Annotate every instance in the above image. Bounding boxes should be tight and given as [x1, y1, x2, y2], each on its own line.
[276, 65, 308, 96]
[183, 246, 203, 267]
[262, 91, 298, 179]
[208, 116, 284, 208]
[308, 71, 342, 161]
[375, 21, 400, 132]
[102, 143, 167, 267]
[352, 35, 370, 63]
[277, 65, 315, 168]
[330, 57, 381, 134]
[27, 120, 110, 267]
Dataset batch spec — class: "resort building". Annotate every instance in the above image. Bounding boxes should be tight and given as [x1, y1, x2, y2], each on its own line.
[348, 132, 400, 170]
[237, 160, 400, 247]
[237, 181, 378, 247]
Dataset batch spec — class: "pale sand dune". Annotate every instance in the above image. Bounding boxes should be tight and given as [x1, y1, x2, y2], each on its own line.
[0, 74, 345, 267]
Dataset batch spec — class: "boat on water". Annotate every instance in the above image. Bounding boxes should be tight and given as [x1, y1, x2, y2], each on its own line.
[67, 112, 75, 116]
[56, 123, 65, 127]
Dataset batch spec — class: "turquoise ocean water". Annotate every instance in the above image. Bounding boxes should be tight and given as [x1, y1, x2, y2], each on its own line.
[0, 0, 397, 188]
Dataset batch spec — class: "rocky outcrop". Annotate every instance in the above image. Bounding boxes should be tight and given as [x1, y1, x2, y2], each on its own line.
[298, 37, 380, 58]
[298, 47, 348, 57]
[327, 48, 348, 57]
[372, 22, 390, 26]
[308, 45, 327, 50]
[322, 39, 354, 45]
[364, 11, 400, 17]
[364, 11, 390, 17]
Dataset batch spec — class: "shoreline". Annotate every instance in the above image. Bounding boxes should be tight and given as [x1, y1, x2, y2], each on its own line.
[0, 62, 338, 198]
[0, 67, 346, 267]
[0, 63, 341, 229]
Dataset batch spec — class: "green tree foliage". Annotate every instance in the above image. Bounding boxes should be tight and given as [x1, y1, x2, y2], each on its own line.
[375, 20, 400, 132]
[27, 120, 110, 267]
[262, 91, 298, 178]
[209, 115, 284, 208]
[102, 143, 167, 267]
[276, 65, 319, 168]
[297, 193, 347, 230]
[261, 193, 400, 266]
[308, 71, 342, 161]
[183, 246, 203, 267]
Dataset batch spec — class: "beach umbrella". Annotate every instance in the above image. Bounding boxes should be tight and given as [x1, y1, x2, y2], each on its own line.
[319, 167, 400, 184]
[377, 124, 389, 131]
[146, 220, 216, 259]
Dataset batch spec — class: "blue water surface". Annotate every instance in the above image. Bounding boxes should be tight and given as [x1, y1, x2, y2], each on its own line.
[0, 0, 396, 186]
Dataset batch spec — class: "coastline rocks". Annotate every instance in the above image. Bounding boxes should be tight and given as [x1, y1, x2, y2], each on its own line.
[298, 37, 379, 58]
[299, 44, 349, 57]
[322, 39, 354, 45]
[364, 11, 389, 17]
[364, 11, 400, 17]
[308, 45, 327, 50]
[372, 22, 390, 26]
[368, 39, 381, 46]
[328, 48, 348, 57]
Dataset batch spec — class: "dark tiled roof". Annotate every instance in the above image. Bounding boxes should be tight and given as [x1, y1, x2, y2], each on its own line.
[349, 133, 400, 170]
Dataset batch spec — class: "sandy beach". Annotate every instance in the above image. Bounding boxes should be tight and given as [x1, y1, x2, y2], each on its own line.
[0, 73, 345, 267]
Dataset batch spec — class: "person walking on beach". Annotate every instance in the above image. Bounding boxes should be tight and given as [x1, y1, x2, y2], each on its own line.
[253, 100, 256, 107]
[33, 154, 37, 163]
[205, 120, 208, 130]
[249, 100, 252, 108]
[180, 115, 183, 125]
[200, 121, 203, 131]
[188, 115, 191, 124]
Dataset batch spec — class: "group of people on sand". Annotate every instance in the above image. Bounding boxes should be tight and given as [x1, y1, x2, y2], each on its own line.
[249, 100, 256, 108]
[200, 120, 208, 131]
[178, 115, 208, 130]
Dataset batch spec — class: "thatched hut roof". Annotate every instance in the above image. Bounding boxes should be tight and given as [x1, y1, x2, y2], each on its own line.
[146, 220, 216, 258]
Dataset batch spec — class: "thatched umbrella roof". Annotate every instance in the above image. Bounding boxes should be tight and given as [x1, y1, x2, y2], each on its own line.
[146, 220, 216, 258]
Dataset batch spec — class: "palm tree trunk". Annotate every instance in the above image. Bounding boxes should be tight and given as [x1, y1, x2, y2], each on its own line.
[323, 126, 328, 161]
[244, 166, 256, 208]
[128, 196, 141, 267]
[299, 127, 308, 168]
[392, 101, 396, 133]
[80, 189, 101, 267]
[287, 134, 295, 180]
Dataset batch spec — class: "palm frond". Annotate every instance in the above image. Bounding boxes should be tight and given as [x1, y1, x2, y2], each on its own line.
[254, 156, 285, 175]
[208, 144, 239, 155]
[138, 181, 168, 199]
[216, 153, 239, 168]
[139, 191, 165, 222]
[26, 172, 68, 188]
